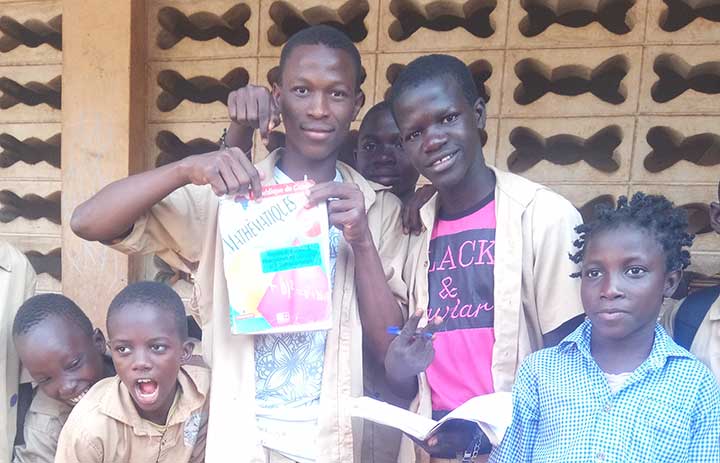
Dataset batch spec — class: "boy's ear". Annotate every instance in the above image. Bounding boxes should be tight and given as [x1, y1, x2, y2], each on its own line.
[473, 97, 487, 131]
[92, 328, 107, 355]
[179, 340, 195, 364]
[709, 201, 720, 234]
[663, 269, 683, 298]
[352, 89, 365, 122]
[271, 82, 281, 108]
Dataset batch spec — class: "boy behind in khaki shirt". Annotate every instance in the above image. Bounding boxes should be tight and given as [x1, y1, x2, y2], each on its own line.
[663, 179, 720, 381]
[12, 294, 115, 463]
[56, 282, 209, 463]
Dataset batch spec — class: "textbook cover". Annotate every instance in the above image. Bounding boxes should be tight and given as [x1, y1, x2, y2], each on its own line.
[218, 180, 332, 334]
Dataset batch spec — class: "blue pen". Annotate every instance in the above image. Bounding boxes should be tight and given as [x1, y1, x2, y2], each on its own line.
[387, 326, 434, 339]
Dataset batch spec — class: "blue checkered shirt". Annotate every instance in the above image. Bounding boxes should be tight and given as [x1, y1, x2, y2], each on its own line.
[490, 320, 720, 462]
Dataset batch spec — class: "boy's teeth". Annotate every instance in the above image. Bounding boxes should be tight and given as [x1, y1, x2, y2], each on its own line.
[69, 389, 88, 404]
[433, 154, 452, 166]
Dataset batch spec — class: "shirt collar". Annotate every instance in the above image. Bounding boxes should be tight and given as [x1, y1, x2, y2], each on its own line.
[258, 147, 383, 211]
[559, 318, 694, 370]
[99, 365, 209, 436]
[29, 388, 72, 418]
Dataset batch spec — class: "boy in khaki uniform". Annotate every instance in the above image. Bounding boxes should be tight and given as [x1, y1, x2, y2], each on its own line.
[56, 282, 209, 463]
[0, 241, 35, 463]
[70, 27, 407, 462]
[12, 294, 115, 463]
[384, 55, 585, 462]
[663, 180, 720, 382]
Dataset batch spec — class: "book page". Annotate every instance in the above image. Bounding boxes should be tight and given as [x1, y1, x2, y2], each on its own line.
[350, 396, 438, 440]
[351, 392, 512, 445]
[431, 392, 512, 445]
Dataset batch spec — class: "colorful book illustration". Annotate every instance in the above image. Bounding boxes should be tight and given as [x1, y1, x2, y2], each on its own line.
[218, 180, 332, 334]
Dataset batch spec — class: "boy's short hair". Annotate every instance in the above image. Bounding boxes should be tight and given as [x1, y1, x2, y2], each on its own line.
[107, 281, 188, 340]
[279, 25, 363, 91]
[570, 192, 694, 274]
[359, 101, 390, 132]
[13, 294, 93, 337]
[389, 54, 480, 109]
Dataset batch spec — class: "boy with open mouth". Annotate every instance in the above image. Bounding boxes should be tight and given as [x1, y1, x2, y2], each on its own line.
[55, 282, 209, 463]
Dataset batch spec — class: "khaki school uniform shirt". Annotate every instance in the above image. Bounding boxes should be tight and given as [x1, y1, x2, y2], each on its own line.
[0, 241, 36, 463]
[55, 365, 209, 463]
[12, 389, 70, 463]
[399, 167, 584, 462]
[662, 295, 720, 382]
[108, 149, 409, 463]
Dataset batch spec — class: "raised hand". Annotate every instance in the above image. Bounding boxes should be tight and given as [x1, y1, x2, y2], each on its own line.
[385, 310, 442, 385]
[227, 84, 281, 146]
[401, 184, 436, 235]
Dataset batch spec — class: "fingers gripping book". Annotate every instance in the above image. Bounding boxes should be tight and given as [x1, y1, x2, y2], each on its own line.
[350, 392, 512, 446]
[218, 180, 332, 334]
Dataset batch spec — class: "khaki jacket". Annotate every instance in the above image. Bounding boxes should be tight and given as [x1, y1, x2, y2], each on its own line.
[12, 389, 70, 463]
[55, 365, 209, 463]
[0, 241, 36, 463]
[110, 149, 409, 463]
[399, 167, 584, 462]
[662, 293, 720, 382]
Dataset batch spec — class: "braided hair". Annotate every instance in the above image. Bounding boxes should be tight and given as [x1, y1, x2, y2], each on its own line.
[569, 192, 694, 277]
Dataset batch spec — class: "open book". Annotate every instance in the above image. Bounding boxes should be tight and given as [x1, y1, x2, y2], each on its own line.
[350, 392, 512, 446]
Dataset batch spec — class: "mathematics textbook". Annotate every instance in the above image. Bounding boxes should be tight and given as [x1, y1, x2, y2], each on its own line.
[218, 180, 332, 334]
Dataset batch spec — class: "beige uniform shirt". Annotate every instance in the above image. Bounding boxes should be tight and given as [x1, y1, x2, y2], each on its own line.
[55, 365, 210, 463]
[0, 241, 36, 463]
[399, 167, 584, 462]
[12, 389, 70, 463]
[662, 294, 720, 382]
[109, 149, 409, 463]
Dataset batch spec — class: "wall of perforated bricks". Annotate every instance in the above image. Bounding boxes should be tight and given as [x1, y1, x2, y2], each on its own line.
[1, 0, 719, 305]
[0, 0, 62, 294]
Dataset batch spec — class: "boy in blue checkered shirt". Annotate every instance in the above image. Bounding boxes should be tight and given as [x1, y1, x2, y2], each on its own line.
[491, 192, 720, 462]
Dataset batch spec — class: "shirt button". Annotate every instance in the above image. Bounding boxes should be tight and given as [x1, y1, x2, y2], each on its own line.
[424, 261, 428, 267]
[597, 452, 605, 461]
[604, 403, 612, 412]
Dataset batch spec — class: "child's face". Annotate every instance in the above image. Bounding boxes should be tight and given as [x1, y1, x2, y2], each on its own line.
[107, 304, 192, 425]
[356, 108, 419, 198]
[580, 225, 681, 341]
[15, 317, 107, 407]
[392, 77, 486, 192]
[273, 44, 363, 164]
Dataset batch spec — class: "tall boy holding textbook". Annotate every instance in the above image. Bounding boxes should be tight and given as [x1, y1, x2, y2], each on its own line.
[384, 55, 585, 461]
[70, 26, 408, 462]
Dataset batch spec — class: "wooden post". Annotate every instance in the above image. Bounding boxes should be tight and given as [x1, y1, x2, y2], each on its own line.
[61, 0, 146, 328]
